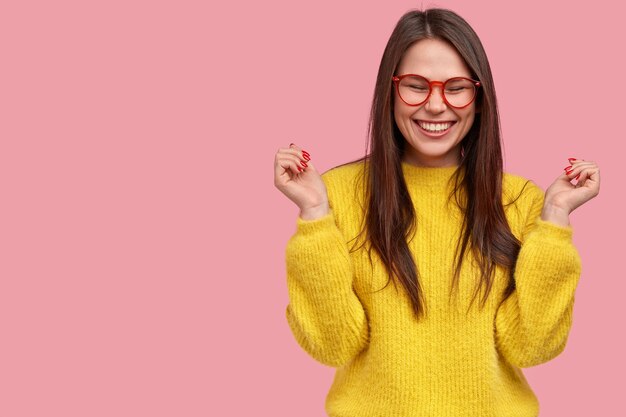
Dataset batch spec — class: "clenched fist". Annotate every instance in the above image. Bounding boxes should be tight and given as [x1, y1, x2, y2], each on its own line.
[274, 143, 330, 220]
[541, 157, 601, 226]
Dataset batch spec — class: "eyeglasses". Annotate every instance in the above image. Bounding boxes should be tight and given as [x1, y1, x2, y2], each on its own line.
[392, 74, 481, 109]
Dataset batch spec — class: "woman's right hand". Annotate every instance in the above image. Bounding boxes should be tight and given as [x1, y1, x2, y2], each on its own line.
[274, 143, 330, 220]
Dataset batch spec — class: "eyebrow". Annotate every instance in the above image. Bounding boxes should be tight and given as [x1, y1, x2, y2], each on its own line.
[399, 73, 472, 79]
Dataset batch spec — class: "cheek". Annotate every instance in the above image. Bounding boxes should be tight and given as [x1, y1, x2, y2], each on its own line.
[459, 108, 476, 126]
[458, 112, 476, 137]
[393, 101, 413, 124]
[393, 102, 405, 126]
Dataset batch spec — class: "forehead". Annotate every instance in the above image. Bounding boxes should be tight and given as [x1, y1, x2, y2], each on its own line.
[396, 38, 472, 79]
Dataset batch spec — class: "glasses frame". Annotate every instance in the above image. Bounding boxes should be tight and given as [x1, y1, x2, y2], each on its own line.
[392, 74, 482, 109]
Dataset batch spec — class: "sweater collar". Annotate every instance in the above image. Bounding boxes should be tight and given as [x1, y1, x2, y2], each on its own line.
[400, 161, 462, 192]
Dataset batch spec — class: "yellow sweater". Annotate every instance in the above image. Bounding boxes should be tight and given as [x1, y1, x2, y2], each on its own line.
[284, 160, 582, 417]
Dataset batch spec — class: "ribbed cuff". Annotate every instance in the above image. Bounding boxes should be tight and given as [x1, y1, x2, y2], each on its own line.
[533, 217, 574, 241]
[295, 210, 336, 235]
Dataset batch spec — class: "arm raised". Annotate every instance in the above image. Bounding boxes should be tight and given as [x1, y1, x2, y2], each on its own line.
[495, 181, 582, 368]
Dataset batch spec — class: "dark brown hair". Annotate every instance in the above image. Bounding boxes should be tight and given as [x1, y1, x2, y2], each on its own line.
[340, 8, 525, 320]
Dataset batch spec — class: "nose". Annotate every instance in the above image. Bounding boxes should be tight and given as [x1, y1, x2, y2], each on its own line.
[425, 85, 447, 113]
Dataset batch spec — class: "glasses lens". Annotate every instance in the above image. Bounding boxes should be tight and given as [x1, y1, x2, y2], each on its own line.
[398, 75, 430, 105]
[397, 76, 477, 107]
[443, 78, 477, 108]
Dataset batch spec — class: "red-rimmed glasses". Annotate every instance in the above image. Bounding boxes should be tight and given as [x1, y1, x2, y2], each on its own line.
[392, 74, 481, 109]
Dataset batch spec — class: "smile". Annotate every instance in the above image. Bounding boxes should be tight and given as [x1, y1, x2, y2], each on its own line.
[416, 120, 456, 132]
[414, 120, 456, 137]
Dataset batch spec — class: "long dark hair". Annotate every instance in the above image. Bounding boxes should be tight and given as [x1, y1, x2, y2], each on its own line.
[339, 8, 525, 321]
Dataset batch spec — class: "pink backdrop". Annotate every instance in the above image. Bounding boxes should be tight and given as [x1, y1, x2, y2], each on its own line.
[1, 0, 622, 415]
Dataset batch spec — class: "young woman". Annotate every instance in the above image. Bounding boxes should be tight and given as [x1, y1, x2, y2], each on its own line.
[273, 8, 600, 417]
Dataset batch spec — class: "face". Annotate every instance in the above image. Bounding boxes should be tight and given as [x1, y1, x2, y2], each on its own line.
[393, 38, 480, 167]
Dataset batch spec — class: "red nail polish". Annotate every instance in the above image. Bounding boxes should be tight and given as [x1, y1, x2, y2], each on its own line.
[575, 174, 580, 180]
[302, 155, 310, 161]
[300, 161, 308, 168]
[566, 169, 573, 175]
[297, 166, 303, 172]
[568, 158, 576, 162]
[302, 150, 310, 156]
[563, 166, 571, 171]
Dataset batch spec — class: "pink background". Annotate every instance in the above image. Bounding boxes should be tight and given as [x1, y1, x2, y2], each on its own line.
[1, 0, 622, 415]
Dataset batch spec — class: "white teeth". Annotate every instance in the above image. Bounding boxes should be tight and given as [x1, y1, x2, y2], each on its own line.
[417, 121, 453, 132]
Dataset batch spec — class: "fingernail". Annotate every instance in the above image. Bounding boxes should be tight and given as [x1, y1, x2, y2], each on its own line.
[575, 174, 580, 180]
[302, 154, 310, 161]
[297, 166, 303, 172]
[566, 169, 573, 175]
[300, 161, 308, 168]
[302, 150, 310, 157]
[563, 166, 571, 171]
[568, 158, 577, 163]
[290, 143, 295, 147]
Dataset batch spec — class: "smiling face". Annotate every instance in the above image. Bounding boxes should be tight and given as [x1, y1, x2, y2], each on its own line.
[393, 38, 480, 167]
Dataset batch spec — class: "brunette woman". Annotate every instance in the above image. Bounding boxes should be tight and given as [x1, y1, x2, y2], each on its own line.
[273, 8, 600, 417]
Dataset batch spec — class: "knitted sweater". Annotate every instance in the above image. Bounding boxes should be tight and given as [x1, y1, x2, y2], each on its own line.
[284, 160, 582, 417]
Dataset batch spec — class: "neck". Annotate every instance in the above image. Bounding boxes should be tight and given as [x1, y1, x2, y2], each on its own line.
[400, 160, 462, 193]
[401, 145, 462, 168]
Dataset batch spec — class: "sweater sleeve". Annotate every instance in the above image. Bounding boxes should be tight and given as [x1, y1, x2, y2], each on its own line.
[284, 204, 369, 368]
[494, 181, 582, 368]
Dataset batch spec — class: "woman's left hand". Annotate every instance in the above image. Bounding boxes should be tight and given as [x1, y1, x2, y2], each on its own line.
[542, 158, 600, 225]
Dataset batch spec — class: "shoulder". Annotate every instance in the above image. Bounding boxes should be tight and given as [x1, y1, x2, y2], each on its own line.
[321, 159, 367, 199]
[502, 171, 544, 208]
[321, 159, 366, 184]
[320, 159, 368, 228]
[502, 171, 546, 237]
